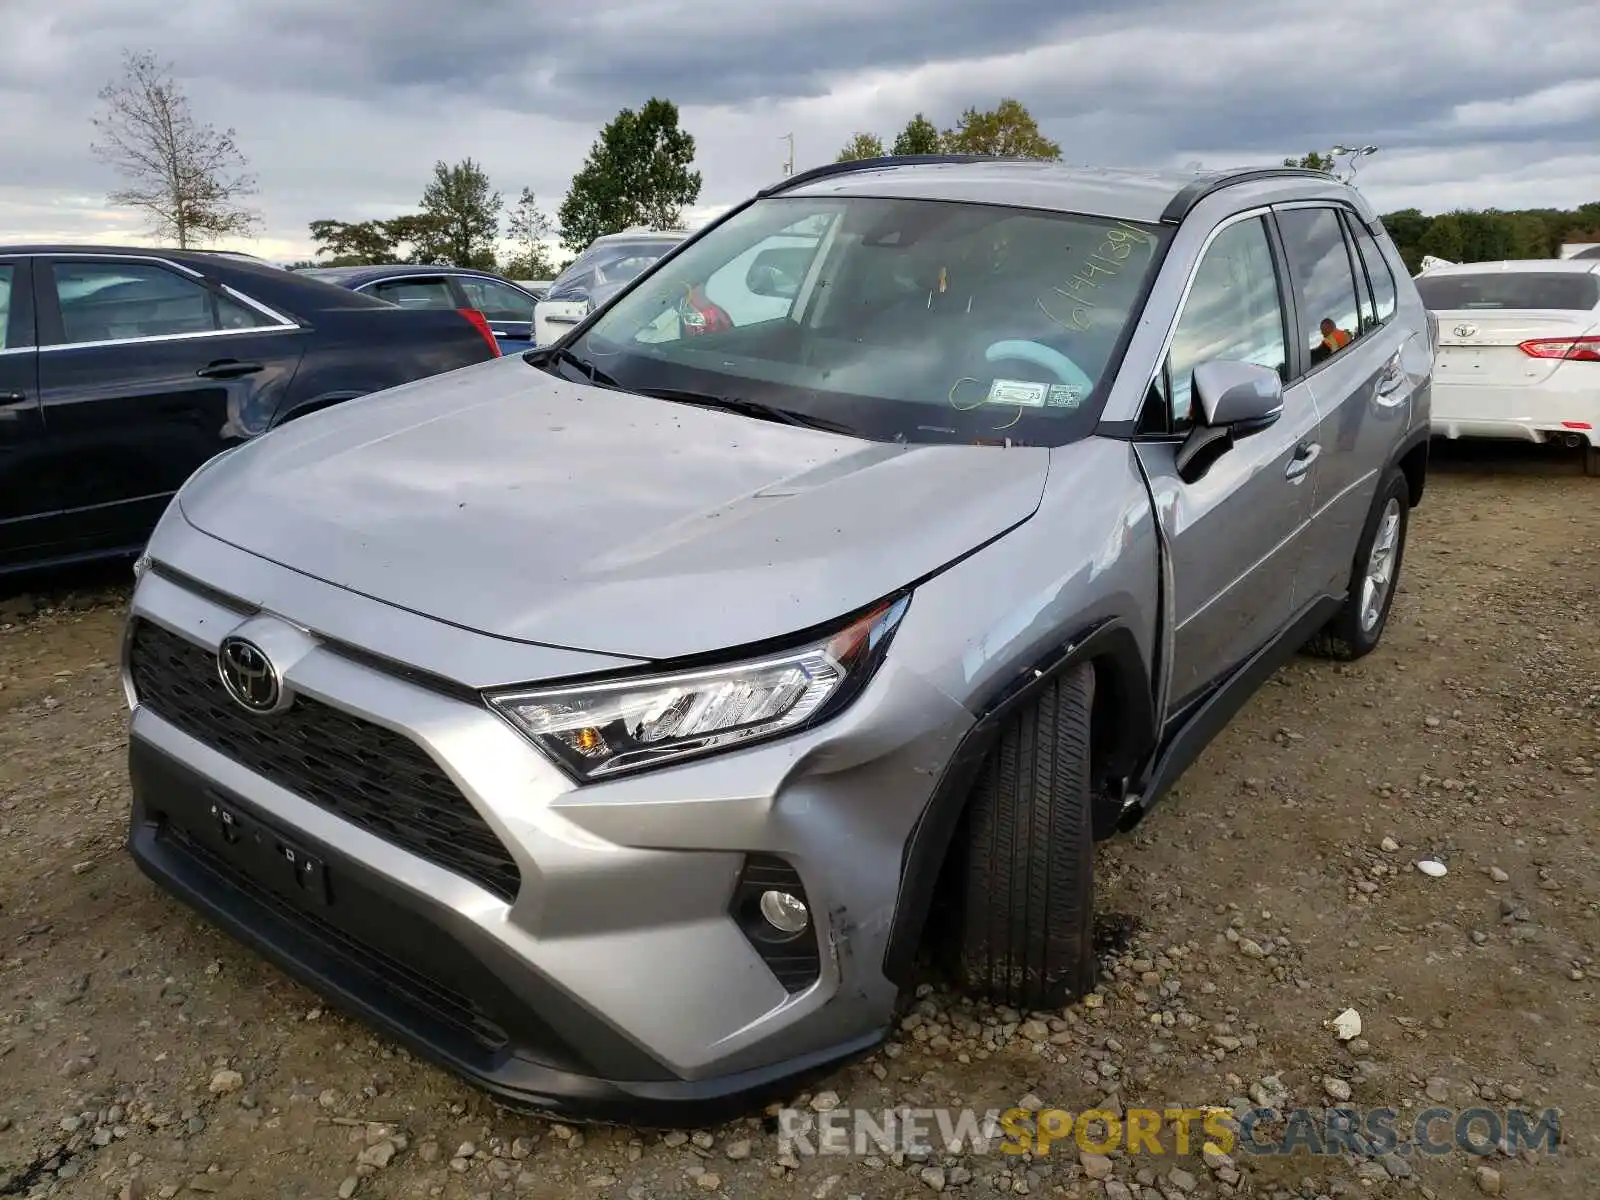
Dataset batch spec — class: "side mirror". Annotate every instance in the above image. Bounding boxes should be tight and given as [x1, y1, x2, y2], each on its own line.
[1175, 360, 1284, 483]
[744, 246, 808, 298]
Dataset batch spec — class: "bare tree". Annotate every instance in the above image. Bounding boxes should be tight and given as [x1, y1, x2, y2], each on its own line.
[90, 50, 260, 247]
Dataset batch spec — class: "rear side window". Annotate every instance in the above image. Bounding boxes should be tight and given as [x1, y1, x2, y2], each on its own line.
[367, 277, 457, 309]
[0, 265, 12, 350]
[456, 277, 535, 322]
[1275, 207, 1363, 369]
[1413, 272, 1600, 312]
[1345, 217, 1398, 323]
[52, 261, 273, 345]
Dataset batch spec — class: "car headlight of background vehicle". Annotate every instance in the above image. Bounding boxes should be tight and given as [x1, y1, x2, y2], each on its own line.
[486, 595, 910, 781]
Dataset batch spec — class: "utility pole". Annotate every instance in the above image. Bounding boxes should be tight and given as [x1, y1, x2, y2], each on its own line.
[780, 132, 795, 176]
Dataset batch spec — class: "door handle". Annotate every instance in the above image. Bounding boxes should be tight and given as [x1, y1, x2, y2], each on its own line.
[0, 390, 25, 403]
[1285, 441, 1321, 481]
[196, 360, 264, 380]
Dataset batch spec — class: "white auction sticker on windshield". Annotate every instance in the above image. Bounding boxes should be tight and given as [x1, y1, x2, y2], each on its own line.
[1045, 384, 1083, 408]
[987, 379, 1048, 407]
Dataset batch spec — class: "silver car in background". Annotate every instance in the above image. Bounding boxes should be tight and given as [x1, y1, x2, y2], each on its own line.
[122, 157, 1432, 1126]
[532, 228, 687, 347]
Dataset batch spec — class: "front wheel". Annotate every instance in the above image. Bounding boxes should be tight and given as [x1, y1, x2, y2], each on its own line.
[1304, 467, 1411, 660]
[954, 663, 1098, 1009]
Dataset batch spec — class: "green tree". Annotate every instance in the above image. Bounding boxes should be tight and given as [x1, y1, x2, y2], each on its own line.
[90, 49, 259, 247]
[940, 99, 1061, 159]
[835, 132, 885, 162]
[892, 113, 942, 155]
[417, 158, 502, 268]
[308, 219, 399, 264]
[502, 187, 558, 278]
[1419, 213, 1466, 263]
[558, 98, 702, 252]
[1284, 150, 1337, 172]
[307, 214, 452, 265]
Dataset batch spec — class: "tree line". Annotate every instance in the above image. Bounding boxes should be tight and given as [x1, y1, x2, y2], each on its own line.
[87, 54, 1599, 282]
[835, 99, 1062, 162]
[304, 97, 703, 275]
[1282, 150, 1600, 272]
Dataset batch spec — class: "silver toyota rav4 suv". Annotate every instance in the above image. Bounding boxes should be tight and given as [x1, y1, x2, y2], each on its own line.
[122, 157, 1432, 1126]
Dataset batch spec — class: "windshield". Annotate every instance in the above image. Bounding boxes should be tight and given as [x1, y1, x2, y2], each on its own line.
[554, 196, 1168, 446]
[1415, 271, 1600, 312]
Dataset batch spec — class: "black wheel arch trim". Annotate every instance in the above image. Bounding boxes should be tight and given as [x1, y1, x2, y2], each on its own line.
[881, 616, 1155, 986]
[1389, 424, 1430, 507]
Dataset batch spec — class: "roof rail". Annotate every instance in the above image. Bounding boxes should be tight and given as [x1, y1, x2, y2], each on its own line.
[1159, 166, 1336, 224]
[757, 153, 1005, 198]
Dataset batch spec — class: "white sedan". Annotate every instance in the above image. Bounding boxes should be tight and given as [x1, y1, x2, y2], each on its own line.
[1417, 258, 1600, 474]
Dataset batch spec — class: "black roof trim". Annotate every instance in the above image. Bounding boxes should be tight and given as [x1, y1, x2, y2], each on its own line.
[1159, 167, 1336, 224]
[757, 154, 1010, 198]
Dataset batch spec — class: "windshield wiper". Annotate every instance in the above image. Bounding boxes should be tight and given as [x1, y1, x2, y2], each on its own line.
[636, 388, 860, 436]
[542, 344, 621, 389]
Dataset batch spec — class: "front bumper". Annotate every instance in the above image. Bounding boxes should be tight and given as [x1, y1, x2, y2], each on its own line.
[127, 738, 876, 1125]
[120, 542, 973, 1124]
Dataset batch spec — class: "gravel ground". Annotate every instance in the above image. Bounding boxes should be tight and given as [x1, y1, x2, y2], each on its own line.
[1, 444, 1596, 1200]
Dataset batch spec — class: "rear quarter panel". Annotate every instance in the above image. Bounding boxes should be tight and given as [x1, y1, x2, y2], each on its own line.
[273, 308, 497, 424]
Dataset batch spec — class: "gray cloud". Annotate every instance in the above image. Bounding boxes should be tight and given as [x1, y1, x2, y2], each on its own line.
[2, 0, 1598, 259]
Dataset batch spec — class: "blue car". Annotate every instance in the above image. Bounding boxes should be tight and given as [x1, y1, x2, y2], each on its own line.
[298, 264, 540, 352]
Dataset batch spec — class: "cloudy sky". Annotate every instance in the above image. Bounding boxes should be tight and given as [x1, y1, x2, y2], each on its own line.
[3, 0, 1597, 265]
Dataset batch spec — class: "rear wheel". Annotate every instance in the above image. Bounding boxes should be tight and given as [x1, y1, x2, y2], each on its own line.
[1305, 467, 1411, 661]
[954, 663, 1097, 1009]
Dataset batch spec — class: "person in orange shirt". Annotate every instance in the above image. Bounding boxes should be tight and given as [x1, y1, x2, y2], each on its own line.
[1320, 317, 1352, 353]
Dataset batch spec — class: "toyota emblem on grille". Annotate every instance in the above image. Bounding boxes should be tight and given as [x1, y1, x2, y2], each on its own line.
[1453, 323, 1477, 338]
[217, 636, 284, 714]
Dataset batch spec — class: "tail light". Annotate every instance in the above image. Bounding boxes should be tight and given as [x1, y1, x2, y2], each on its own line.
[457, 307, 501, 357]
[1518, 336, 1600, 362]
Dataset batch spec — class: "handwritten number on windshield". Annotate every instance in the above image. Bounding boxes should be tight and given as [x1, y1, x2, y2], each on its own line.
[1037, 223, 1154, 334]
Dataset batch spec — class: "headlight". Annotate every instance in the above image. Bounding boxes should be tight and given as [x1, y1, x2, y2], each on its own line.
[486, 595, 910, 781]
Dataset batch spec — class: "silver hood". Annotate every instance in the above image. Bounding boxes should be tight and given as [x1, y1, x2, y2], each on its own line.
[176, 359, 1050, 660]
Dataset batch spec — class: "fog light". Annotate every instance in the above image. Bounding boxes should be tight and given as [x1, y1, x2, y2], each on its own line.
[759, 889, 809, 936]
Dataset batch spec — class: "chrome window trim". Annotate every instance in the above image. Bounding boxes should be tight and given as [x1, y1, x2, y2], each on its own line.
[33, 253, 302, 352]
[217, 283, 298, 328]
[37, 326, 301, 354]
[29, 251, 205, 278]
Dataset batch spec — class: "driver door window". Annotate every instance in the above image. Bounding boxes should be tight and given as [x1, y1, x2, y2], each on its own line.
[1151, 217, 1288, 435]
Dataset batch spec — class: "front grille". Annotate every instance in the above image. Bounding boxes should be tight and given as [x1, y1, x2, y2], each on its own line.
[128, 620, 522, 903]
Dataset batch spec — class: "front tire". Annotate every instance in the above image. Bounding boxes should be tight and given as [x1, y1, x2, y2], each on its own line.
[954, 663, 1097, 1009]
[1304, 467, 1411, 661]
